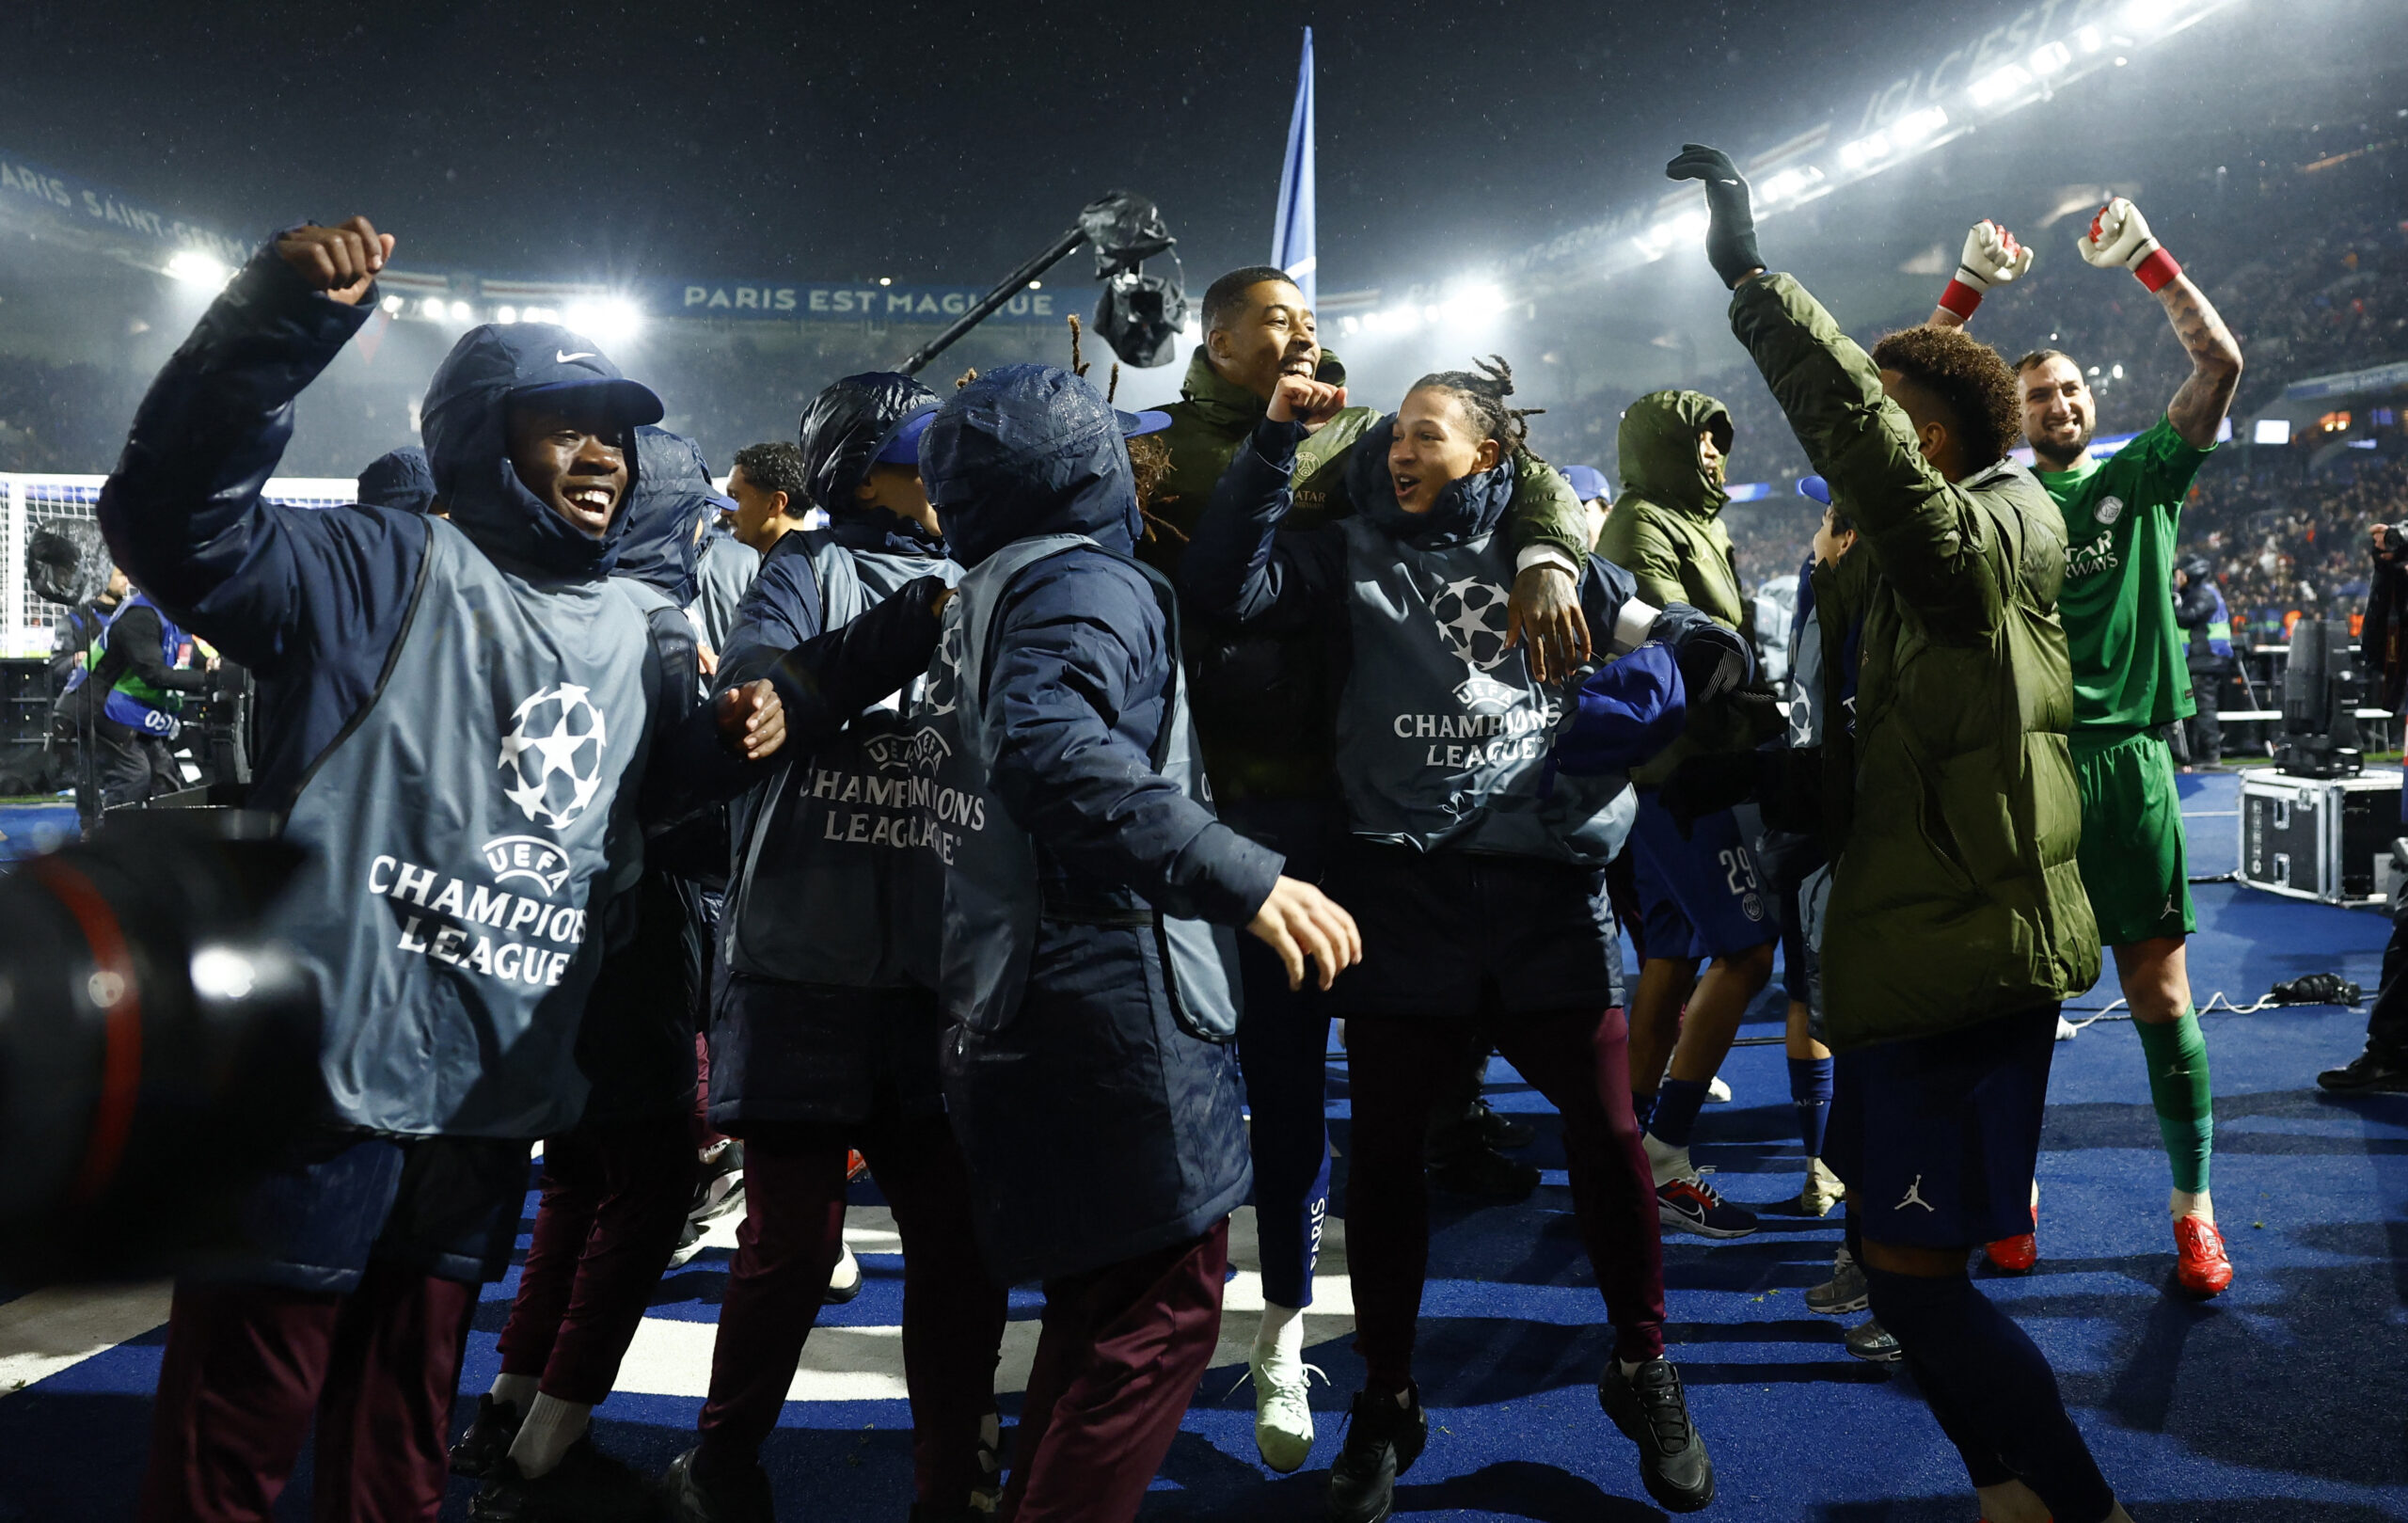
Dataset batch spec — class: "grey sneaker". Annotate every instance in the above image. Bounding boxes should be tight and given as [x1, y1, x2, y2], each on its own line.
[1797, 1158, 1845, 1217]
[1805, 1246, 1866, 1314]
[1844, 1317, 1902, 1363]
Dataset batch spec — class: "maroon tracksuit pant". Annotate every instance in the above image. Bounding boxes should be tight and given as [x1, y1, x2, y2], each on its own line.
[695, 1113, 1005, 1509]
[137, 1264, 481, 1523]
[999, 1222, 1230, 1523]
[1346, 1007, 1666, 1384]
[494, 1115, 695, 1404]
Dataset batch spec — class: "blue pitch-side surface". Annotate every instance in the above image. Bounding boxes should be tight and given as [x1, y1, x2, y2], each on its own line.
[3, 772, 2405, 1519]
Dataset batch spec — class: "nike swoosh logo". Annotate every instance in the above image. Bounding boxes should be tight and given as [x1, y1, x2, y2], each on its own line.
[556, 350, 596, 364]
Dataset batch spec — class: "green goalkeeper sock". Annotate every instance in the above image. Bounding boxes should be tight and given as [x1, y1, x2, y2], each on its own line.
[2136, 1010, 2214, 1194]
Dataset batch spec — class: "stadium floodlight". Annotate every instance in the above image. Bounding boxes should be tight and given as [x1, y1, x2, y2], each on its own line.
[379, 294, 404, 316]
[1439, 282, 1509, 327]
[2122, 0, 2178, 33]
[1970, 63, 2036, 107]
[1891, 106, 1949, 146]
[562, 297, 643, 346]
[420, 296, 447, 320]
[166, 249, 231, 289]
[1839, 132, 1891, 169]
[2073, 24, 2105, 52]
[1758, 165, 1829, 205]
[2111, 363, 2125, 379]
[495, 305, 518, 325]
[2030, 40, 2074, 75]
[521, 305, 559, 325]
[448, 300, 473, 322]
[2253, 418, 2291, 445]
[1339, 313, 1361, 336]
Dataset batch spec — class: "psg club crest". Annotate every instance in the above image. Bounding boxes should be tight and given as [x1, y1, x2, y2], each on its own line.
[498, 684, 609, 830]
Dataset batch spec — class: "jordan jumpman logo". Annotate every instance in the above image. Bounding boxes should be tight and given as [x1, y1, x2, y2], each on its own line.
[1898, 1175, 1935, 1213]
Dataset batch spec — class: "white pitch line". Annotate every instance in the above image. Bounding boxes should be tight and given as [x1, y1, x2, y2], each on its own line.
[0, 1282, 172, 1396]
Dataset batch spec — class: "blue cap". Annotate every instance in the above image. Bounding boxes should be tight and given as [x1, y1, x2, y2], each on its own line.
[1117, 407, 1173, 437]
[1798, 475, 1831, 505]
[1563, 464, 1609, 502]
[873, 404, 942, 466]
[1547, 642, 1687, 778]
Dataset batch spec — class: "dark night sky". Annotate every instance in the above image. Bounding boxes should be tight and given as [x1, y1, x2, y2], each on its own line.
[25, 0, 2395, 293]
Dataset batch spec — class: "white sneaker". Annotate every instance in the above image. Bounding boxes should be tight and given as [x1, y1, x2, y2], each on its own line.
[1705, 1074, 1733, 1103]
[823, 1242, 863, 1304]
[1798, 1157, 1845, 1217]
[1245, 1347, 1324, 1473]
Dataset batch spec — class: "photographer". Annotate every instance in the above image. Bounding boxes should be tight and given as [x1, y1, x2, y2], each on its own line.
[99, 217, 785, 1523]
[2322, 520, 2408, 1093]
[2174, 556, 2236, 769]
[56, 575, 214, 820]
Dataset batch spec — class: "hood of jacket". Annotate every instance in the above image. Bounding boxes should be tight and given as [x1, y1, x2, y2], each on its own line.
[800, 371, 940, 513]
[1342, 415, 1515, 549]
[922, 364, 1139, 569]
[356, 446, 436, 514]
[1174, 343, 1352, 434]
[1617, 389, 1734, 521]
[614, 426, 714, 605]
[420, 322, 662, 581]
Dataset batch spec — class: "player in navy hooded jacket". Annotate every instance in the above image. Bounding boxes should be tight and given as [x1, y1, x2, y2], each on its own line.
[97, 219, 785, 1523]
[1181, 363, 1738, 1518]
[906, 364, 1357, 1523]
[659, 373, 1006, 1523]
[458, 426, 746, 1519]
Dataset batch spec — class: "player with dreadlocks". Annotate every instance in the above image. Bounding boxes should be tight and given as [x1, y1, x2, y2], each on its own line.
[1184, 354, 1752, 1518]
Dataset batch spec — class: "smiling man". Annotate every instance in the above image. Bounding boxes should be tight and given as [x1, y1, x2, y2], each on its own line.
[98, 217, 784, 1523]
[1932, 198, 2244, 1297]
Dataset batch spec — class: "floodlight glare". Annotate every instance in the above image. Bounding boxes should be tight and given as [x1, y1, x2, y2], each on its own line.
[1759, 165, 1829, 204]
[2073, 24, 2104, 52]
[2030, 40, 2073, 75]
[1891, 106, 1949, 145]
[495, 305, 518, 325]
[420, 297, 447, 320]
[1970, 63, 2036, 107]
[1839, 133, 1891, 169]
[165, 249, 232, 289]
[2252, 418, 2291, 445]
[562, 298, 643, 347]
[448, 300, 472, 322]
[1440, 283, 1510, 327]
[379, 294, 404, 315]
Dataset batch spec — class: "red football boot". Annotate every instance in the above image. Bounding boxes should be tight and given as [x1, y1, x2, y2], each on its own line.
[1984, 1206, 2038, 1273]
[2174, 1214, 2234, 1296]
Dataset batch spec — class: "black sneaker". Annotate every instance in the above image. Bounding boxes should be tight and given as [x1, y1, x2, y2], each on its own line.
[660, 1446, 774, 1523]
[1324, 1386, 1426, 1523]
[1597, 1357, 1714, 1513]
[1426, 1145, 1539, 1202]
[470, 1438, 657, 1523]
[1470, 1098, 1536, 1151]
[2319, 1046, 2408, 1093]
[449, 1393, 523, 1479]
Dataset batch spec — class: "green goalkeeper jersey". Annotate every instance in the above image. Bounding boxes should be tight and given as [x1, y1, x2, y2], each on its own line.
[2035, 415, 2216, 731]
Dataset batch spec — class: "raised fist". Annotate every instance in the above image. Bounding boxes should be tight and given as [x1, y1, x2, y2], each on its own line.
[2078, 198, 2158, 271]
[275, 217, 394, 307]
[1958, 220, 2033, 291]
[1268, 373, 1348, 426]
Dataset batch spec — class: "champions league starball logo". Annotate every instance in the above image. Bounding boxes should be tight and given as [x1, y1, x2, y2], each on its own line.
[1431, 576, 1514, 673]
[498, 684, 609, 830]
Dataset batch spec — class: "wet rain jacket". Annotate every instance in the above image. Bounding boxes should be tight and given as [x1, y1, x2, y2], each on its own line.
[919, 363, 1279, 1283]
[1730, 273, 2099, 1049]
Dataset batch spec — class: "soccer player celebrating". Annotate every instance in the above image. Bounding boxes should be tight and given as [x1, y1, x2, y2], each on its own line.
[1931, 198, 2244, 1295]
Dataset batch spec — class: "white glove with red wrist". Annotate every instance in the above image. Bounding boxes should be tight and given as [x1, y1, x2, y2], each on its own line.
[1938, 220, 2032, 319]
[2079, 197, 2182, 293]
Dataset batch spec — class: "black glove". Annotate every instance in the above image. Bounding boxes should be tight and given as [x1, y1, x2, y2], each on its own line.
[1658, 752, 1761, 840]
[1666, 143, 1764, 289]
[1675, 627, 1751, 710]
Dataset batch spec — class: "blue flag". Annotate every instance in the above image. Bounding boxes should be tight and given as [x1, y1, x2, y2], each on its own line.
[1273, 26, 1316, 308]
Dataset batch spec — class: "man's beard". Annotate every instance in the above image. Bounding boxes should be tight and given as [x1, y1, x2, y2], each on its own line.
[2031, 417, 2093, 469]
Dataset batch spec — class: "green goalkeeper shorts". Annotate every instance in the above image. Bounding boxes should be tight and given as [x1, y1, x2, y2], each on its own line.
[2071, 727, 2195, 947]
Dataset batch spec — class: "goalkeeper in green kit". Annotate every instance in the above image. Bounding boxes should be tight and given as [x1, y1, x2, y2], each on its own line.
[1931, 196, 2242, 1296]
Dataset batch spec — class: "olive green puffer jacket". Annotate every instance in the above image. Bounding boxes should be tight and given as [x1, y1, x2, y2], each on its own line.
[1730, 273, 2099, 1050]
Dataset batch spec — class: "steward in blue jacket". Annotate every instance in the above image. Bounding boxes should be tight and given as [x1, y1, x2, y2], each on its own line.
[906, 364, 1356, 1521]
[98, 218, 786, 1523]
[1181, 364, 1733, 1518]
[661, 373, 1004, 1523]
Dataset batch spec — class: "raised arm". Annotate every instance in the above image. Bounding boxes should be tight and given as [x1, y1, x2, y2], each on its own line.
[97, 219, 426, 678]
[2076, 197, 2242, 449]
[1178, 377, 1348, 630]
[1925, 219, 2033, 330]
